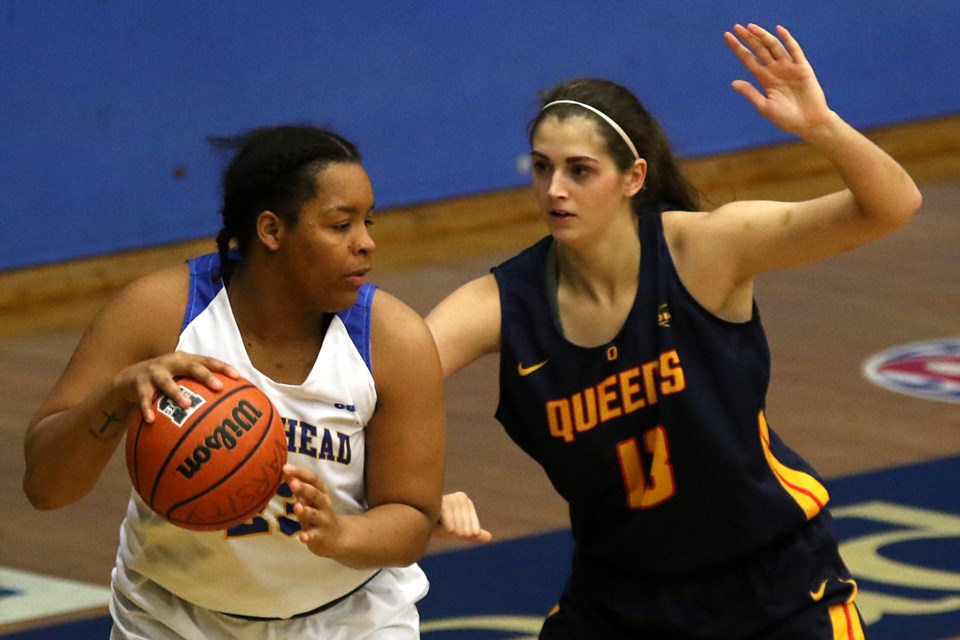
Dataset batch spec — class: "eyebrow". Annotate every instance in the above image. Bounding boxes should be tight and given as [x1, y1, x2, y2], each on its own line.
[530, 150, 599, 164]
[328, 201, 376, 214]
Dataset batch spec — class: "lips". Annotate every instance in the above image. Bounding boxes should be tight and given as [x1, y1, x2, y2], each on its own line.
[346, 267, 370, 287]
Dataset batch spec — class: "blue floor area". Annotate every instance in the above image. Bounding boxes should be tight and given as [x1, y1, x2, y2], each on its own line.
[5, 456, 959, 639]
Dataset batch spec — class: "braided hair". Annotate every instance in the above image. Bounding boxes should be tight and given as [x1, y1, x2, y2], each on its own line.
[529, 79, 700, 214]
[208, 124, 362, 279]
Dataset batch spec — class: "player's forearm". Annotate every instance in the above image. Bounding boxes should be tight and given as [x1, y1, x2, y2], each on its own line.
[23, 386, 134, 510]
[804, 112, 923, 227]
[330, 504, 434, 570]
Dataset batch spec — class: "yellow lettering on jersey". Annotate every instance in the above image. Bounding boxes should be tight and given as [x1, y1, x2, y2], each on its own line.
[572, 388, 598, 433]
[660, 350, 686, 394]
[546, 399, 574, 442]
[619, 367, 646, 413]
[597, 375, 622, 423]
[617, 425, 676, 509]
[546, 349, 686, 443]
[641, 360, 660, 404]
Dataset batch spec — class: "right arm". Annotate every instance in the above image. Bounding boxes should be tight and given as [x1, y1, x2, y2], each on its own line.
[425, 273, 501, 542]
[23, 266, 237, 510]
[424, 273, 501, 378]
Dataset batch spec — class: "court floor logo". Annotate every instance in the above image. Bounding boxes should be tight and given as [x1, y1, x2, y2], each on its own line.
[833, 501, 960, 631]
[862, 337, 960, 403]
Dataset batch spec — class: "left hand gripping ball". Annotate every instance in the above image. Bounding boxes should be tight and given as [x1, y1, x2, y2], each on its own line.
[125, 373, 288, 531]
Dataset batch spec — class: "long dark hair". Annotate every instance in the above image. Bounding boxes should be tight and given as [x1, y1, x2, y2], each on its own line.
[529, 79, 700, 213]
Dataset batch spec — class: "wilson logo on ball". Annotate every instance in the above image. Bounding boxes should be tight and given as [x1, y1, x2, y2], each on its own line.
[175, 398, 264, 479]
[125, 373, 288, 531]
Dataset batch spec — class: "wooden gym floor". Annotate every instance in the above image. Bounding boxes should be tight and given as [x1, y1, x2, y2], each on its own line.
[0, 116, 958, 632]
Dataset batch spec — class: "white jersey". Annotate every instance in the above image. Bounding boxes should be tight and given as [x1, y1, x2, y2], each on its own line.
[113, 253, 427, 620]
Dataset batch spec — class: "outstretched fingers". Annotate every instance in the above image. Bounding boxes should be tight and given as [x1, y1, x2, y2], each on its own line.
[726, 23, 795, 70]
[776, 24, 808, 65]
[749, 23, 792, 61]
[285, 464, 340, 549]
[724, 27, 763, 73]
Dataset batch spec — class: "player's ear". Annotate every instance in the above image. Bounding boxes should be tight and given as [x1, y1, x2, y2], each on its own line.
[256, 211, 283, 251]
[624, 158, 647, 198]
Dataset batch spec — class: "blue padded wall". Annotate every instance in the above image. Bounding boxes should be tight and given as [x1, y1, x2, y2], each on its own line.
[2, 1, 958, 270]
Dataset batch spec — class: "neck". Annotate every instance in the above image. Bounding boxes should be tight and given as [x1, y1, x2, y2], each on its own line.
[555, 216, 640, 303]
[227, 260, 326, 344]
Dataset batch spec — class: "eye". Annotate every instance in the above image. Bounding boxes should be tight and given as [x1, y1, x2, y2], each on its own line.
[570, 164, 591, 178]
[364, 217, 374, 228]
[531, 159, 550, 174]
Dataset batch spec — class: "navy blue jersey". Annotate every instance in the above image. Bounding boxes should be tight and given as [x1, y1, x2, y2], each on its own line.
[493, 204, 830, 576]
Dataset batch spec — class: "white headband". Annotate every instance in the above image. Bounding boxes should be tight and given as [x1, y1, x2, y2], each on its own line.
[541, 100, 640, 161]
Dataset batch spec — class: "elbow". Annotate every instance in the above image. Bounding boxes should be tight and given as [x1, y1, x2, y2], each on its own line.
[891, 180, 923, 224]
[391, 509, 436, 567]
[871, 183, 922, 232]
[907, 185, 924, 219]
[23, 467, 82, 511]
[396, 509, 437, 567]
[400, 532, 433, 567]
[897, 182, 924, 226]
[22, 447, 57, 510]
[23, 477, 59, 511]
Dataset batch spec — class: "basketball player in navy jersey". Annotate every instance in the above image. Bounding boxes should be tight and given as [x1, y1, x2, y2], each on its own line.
[23, 125, 446, 638]
[429, 24, 921, 638]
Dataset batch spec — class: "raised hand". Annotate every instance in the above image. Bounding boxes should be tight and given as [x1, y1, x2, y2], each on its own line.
[724, 24, 833, 140]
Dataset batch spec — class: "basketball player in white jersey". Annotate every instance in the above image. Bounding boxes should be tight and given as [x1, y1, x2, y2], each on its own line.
[23, 124, 446, 638]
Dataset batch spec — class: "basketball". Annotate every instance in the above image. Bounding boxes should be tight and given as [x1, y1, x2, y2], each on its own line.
[125, 373, 288, 531]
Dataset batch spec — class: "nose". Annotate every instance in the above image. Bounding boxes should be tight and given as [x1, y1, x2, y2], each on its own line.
[354, 226, 376, 255]
[546, 171, 567, 200]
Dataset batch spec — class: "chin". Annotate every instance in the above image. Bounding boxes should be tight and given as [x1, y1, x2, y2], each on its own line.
[548, 225, 583, 245]
[321, 291, 360, 314]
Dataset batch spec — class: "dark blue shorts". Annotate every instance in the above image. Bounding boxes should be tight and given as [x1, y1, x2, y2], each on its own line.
[539, 512, 866, 639]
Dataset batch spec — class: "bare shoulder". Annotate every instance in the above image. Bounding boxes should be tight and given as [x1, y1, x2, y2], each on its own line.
[89, 262, 191, 360]
[35, 262, 191, 414]
[661, 208, 714, 262]
[369, 289, 440, 375]
[369, 288, 434, 348]
[119, 263, 189, 331]
[368, 288, 443, 396]
[659, 207, 753, 319]
[662, 207, 708, 231]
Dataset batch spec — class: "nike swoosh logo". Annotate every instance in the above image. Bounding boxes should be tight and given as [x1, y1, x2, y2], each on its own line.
[518, 360, 549, 376]
[809, 580, 828, 602]
[809, 578, 859, 603]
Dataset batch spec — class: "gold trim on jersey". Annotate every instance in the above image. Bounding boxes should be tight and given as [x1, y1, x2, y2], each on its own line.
[758, 410, 829, 519]
[828, 601, 866, 639]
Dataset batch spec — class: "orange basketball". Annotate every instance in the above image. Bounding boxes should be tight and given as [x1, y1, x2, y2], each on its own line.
[125, 373, 288, 531]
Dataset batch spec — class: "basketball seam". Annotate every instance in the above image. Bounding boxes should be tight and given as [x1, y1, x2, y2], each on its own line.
[166, 402, 283, 528]
[145, 381, 258, 508]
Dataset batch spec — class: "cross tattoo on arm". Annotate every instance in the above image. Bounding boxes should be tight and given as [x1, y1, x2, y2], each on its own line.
[88, 411, 123, 441]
